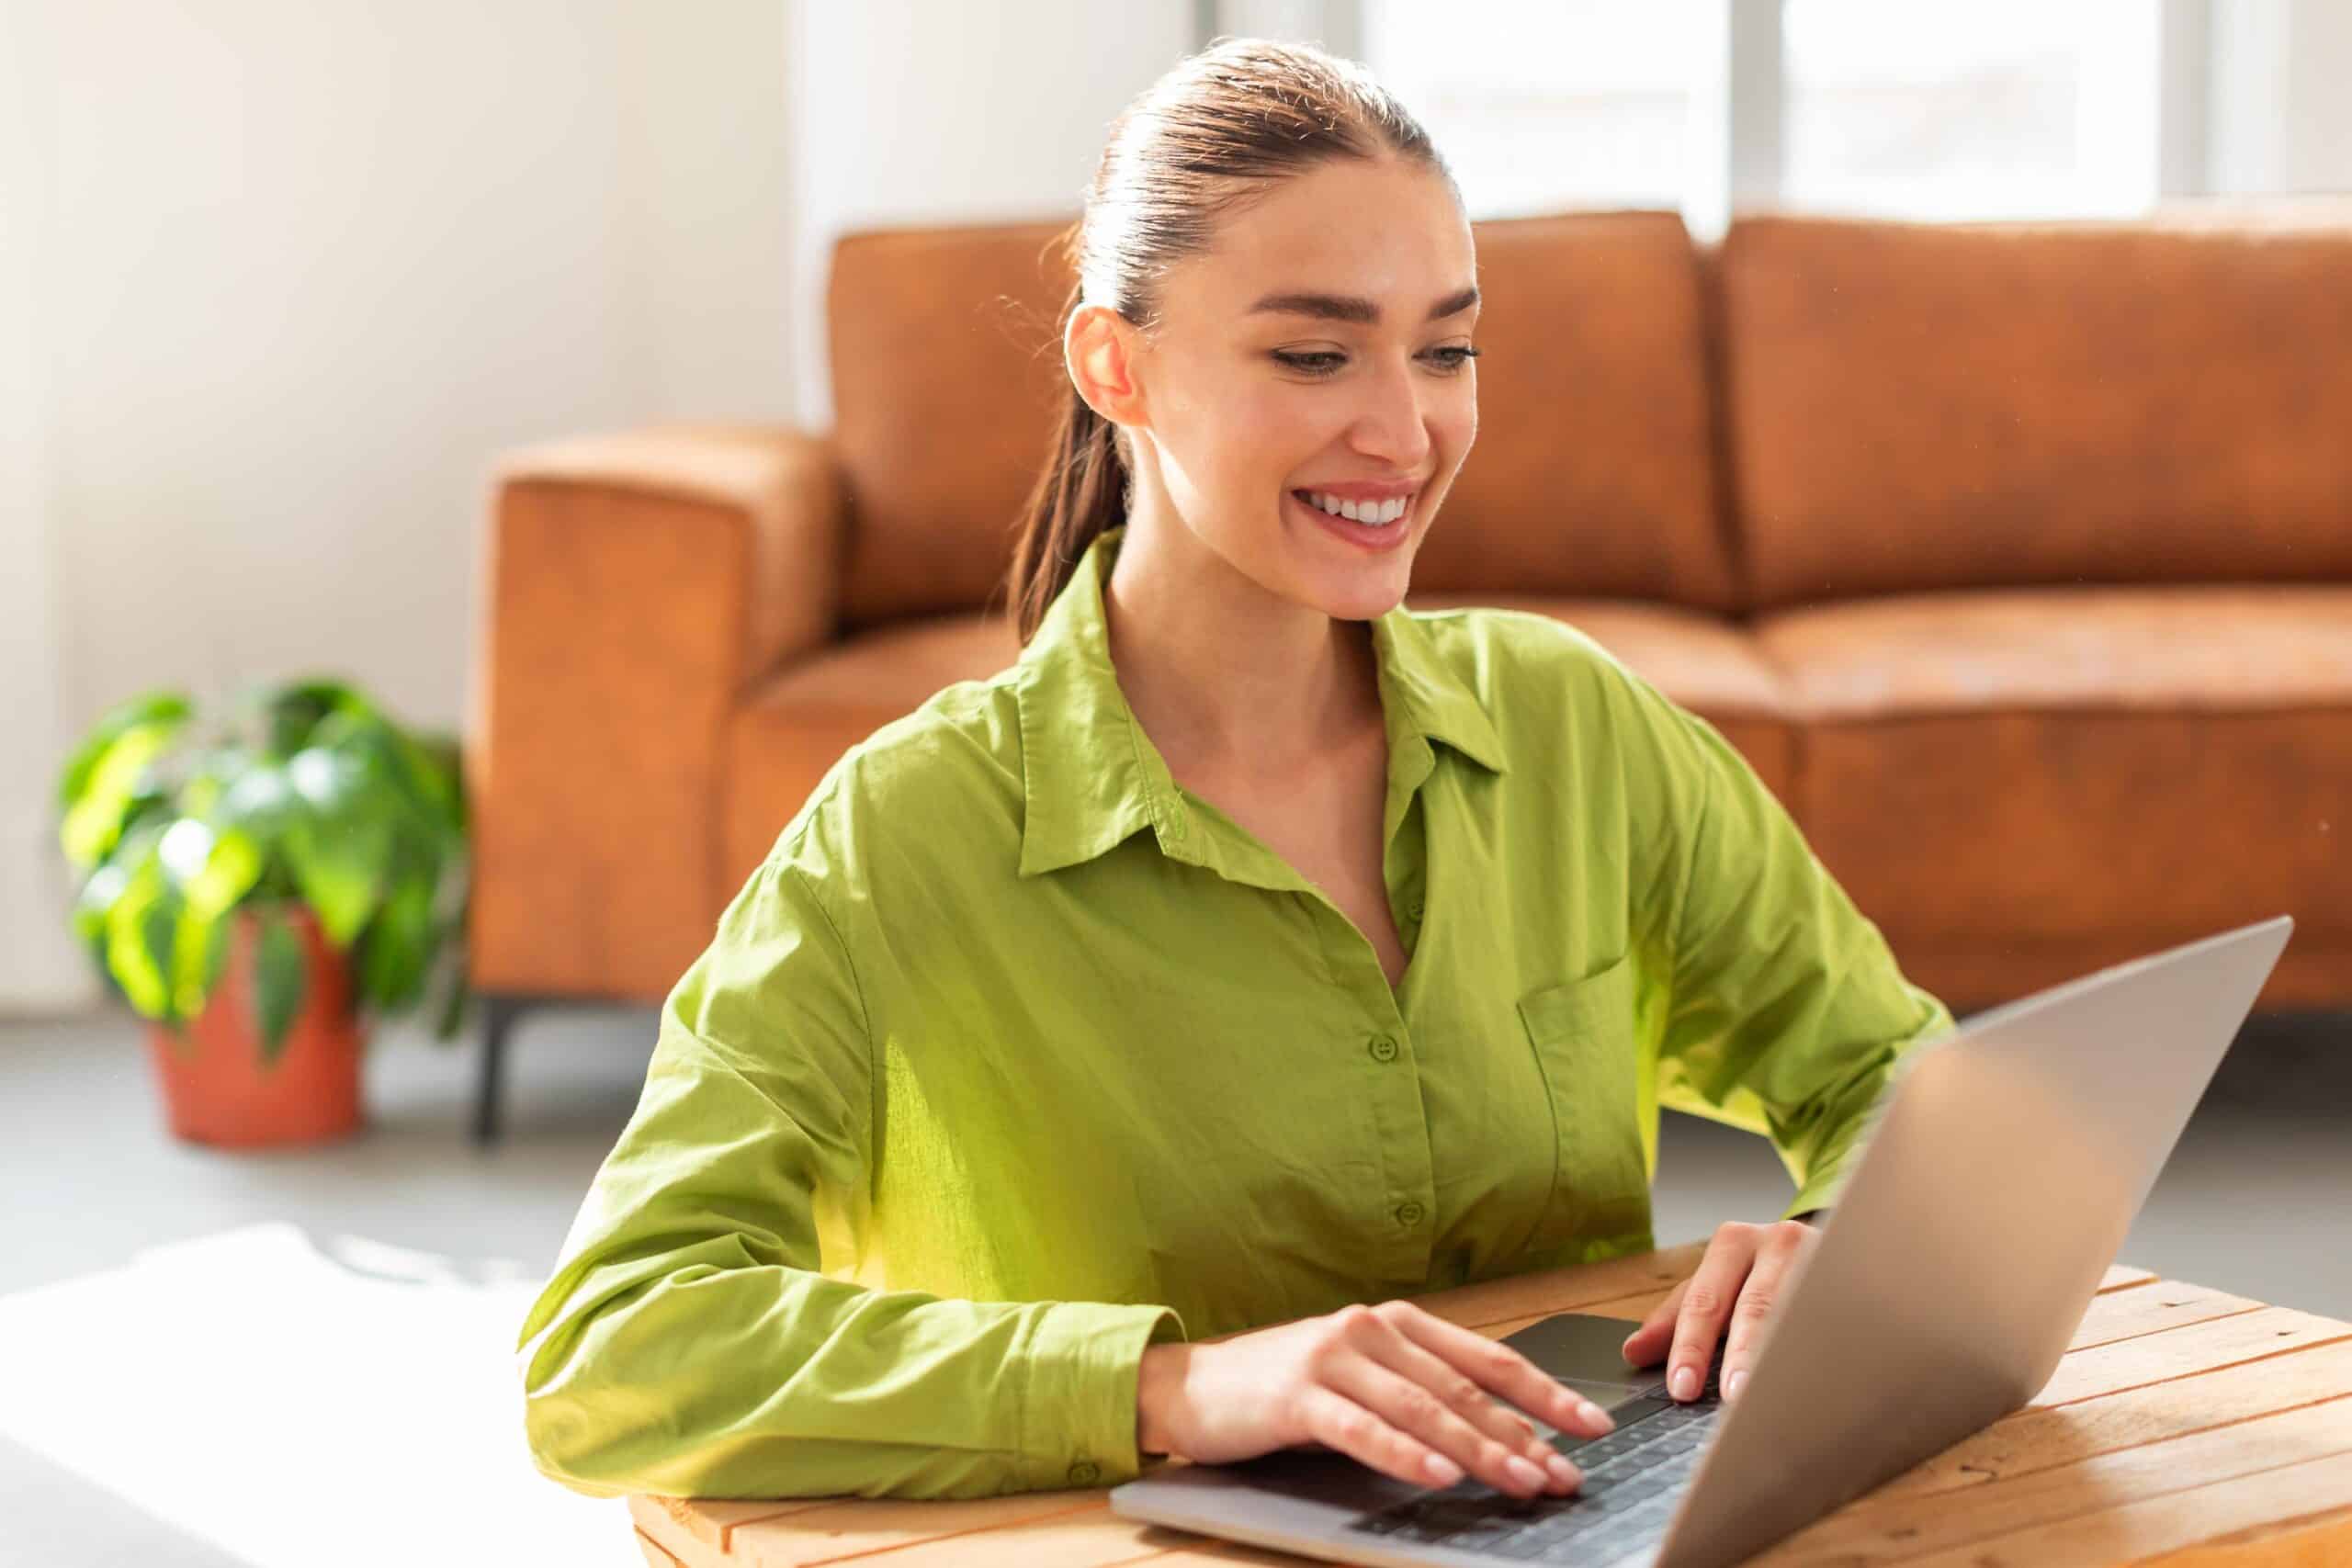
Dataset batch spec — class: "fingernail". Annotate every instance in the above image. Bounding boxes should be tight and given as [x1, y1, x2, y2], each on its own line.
[1546, 1453, 1581, 1488]
[1725, 1370, 1747, 1401]
[1585, 1402, 1616, 1433]
[1509, 1455, 1547, 1490]
[1671, 1366, 1698, 1400]
[1425, 1453, 1464, 1484]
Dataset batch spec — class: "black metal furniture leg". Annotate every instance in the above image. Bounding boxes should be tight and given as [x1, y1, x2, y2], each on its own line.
[475, 995, 526, 1147]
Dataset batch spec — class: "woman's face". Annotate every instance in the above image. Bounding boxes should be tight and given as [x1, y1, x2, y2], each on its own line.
[1070, 155, 1479, 622]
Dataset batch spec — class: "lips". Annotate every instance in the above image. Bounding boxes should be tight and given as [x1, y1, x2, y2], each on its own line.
[1288, 487, 1414, 552]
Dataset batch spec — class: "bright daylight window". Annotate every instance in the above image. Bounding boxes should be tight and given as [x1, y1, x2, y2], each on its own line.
[1361, 0, 1713, 220]
[1782, 0, 2164, 219]
[1361, 0, 2166, 225]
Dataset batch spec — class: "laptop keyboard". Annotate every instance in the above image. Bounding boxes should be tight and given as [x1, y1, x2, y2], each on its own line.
[1343, 1347, 1726, 1564]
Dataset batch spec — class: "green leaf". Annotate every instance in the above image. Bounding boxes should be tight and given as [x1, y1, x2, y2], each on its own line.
[426, 940, 471, 1042]
[405, 730, 466, 834]
[308, 717, 447, 846]
[73, 861, 130, 947]
[171, 904, 224, 1022]
[252, 908, 309, 1066]
[102, 851, 177, 1022]
[55, 691, 190, 811]
[280, 783, 392, 948]
[58, 718, 185, 872]
[244, 677, 376, 758]
[183, 825, 265, 921]
[356, 874, 434, 1011]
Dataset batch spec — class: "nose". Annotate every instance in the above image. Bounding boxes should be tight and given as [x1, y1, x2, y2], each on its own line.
[1347, 351, 1438, 472]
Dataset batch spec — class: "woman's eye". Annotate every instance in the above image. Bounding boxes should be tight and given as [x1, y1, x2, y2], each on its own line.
[1272, 351, 1346, 374]
[1272, 347, 1481, 377]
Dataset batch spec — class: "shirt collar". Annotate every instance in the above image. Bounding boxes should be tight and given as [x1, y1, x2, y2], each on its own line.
[1012, 523, 1508, 878]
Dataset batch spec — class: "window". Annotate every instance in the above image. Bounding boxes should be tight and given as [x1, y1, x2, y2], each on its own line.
[1361, 1, 1714, 218]
[1356, 1, 2182, 230]
[1782, 0, 2164, 219]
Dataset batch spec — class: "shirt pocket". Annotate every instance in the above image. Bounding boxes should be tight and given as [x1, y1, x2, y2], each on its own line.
[1516, 952, 1651, 1253]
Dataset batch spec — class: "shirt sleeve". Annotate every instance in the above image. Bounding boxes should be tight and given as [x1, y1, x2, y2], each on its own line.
[1608, 661, 1959, 1225]
[514, 847, 1188, 1502]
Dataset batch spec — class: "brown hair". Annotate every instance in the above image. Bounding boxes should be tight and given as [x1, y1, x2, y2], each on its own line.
[1001, 37, 1459, 645]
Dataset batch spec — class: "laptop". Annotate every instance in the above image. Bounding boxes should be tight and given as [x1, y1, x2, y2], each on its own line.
[1109, 914, 2296, 1567]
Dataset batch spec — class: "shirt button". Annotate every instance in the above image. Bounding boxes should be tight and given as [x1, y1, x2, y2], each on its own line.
[1395, 1201, 1425, 1225]
[1068, 1458, 1101, 1485]
[1366, 1034, 1398, 1062]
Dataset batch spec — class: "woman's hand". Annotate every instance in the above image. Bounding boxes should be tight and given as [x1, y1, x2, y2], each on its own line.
[1136, 1298, 1620, 1499]
[1620, 1219, 1820, 1404]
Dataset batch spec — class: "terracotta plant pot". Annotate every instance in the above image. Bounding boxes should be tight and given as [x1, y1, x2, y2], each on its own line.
[145, 904, 366, 1148]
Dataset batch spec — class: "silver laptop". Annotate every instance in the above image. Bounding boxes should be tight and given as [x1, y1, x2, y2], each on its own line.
[1110, 914, 2296, 1567]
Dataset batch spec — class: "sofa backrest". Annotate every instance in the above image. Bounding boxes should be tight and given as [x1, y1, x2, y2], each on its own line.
[1720, 210, 2352, 612]
[825, 209, 1738, 626]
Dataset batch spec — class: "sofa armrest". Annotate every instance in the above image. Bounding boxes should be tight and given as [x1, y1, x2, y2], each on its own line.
[464, 422, 845, 1000]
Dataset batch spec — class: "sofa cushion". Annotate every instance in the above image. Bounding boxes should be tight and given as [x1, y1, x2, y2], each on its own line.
[828, 220, 1077, 628]
[1402, 213, 1737, 613]
[1720, 211, 2352, 609]
[1757, 585, 2352, 949]
[825, 210, 1737, 626]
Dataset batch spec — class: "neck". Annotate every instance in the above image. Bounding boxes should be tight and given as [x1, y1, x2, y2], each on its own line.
[1101, 515, 1380, 780]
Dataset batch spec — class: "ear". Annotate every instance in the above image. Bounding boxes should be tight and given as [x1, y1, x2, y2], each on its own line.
[1065, 303, 1150, 433]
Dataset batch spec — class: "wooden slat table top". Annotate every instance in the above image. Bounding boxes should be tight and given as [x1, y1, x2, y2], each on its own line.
[627, 1245, 2352, 1566]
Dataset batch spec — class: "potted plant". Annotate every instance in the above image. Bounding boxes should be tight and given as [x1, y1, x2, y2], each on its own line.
[54, 677, 471, 1147]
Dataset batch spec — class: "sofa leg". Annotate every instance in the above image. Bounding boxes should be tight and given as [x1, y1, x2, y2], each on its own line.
[474, 995, 529, 1148]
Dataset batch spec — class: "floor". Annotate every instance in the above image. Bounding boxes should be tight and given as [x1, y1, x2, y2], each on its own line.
[2, 1002, 2346, 1566]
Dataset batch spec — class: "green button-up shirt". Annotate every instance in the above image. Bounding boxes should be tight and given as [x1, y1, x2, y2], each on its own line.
[515, 522, 1955, 1503]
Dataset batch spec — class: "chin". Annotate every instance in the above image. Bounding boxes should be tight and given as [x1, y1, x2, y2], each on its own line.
[1301, 559, 1414, 623]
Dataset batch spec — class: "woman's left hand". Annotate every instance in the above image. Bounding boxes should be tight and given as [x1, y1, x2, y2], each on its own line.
[1619, 1219, 1821, 1404]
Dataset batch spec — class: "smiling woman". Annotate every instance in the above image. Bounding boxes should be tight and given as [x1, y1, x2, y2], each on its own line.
[515, 35, 1955, 1511]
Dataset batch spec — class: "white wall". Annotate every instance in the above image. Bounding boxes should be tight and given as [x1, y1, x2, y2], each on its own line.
[0, 1, 85, 1011]
[1, 0, 794, 1013]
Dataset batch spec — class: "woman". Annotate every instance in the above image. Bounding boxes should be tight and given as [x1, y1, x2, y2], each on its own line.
[516, 38, 1954, 1507]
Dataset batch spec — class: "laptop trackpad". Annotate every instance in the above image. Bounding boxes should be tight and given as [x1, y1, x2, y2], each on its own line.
[1496, 1311, 1662, 1406]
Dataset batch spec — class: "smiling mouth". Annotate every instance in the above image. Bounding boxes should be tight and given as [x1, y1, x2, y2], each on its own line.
[1290, 489, 1415, 528]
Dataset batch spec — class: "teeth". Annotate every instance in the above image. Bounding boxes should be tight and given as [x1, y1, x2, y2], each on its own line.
[1298, 490, 1409, 525]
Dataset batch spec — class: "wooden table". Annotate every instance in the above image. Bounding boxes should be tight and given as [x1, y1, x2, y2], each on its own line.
[626, 1241, 2352, 1566]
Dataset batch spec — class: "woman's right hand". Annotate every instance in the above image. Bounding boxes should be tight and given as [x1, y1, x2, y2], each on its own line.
[1134, 1299, 1615, 1499]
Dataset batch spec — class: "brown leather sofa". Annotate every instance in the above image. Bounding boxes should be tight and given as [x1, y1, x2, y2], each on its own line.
[461, 207, 2352, 1142]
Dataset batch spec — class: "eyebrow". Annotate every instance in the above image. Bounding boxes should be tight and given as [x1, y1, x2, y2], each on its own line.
[1244, 284, 1480, 325]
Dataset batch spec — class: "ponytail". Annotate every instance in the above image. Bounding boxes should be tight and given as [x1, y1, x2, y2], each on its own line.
[1006, 278, 1132, 646]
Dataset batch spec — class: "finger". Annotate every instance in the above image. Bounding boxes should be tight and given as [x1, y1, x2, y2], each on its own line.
[1295, 1381, 1467, 1492]
[1621, 1279, 1688, 1367]
[1378, 1302, 1618, 1442]
[1664, 1225, 1759, 1402]
[1363, 1308, 1601, 1487]
[1327, 1348, 1567, 1499]
[1721, 1222, 1813, 1402]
